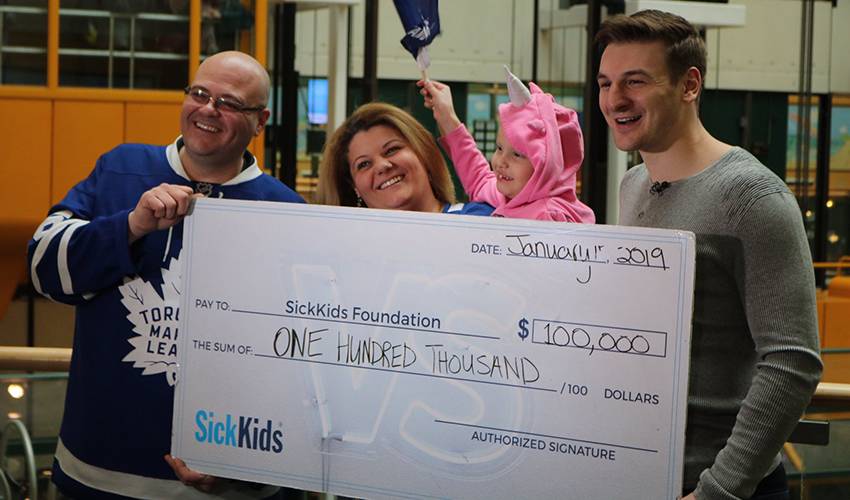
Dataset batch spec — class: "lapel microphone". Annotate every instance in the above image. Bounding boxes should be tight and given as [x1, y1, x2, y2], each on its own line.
[649, 181, 671, 196]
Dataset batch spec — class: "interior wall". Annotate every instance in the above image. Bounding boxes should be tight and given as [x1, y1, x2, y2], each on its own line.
[291, 0, 850, 94]
[294, 0, 535, 83]
[705, 0, 834, 93]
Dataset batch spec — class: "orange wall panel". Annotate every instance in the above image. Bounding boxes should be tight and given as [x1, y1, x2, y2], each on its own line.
[125, 103, 182, 146]
[822, 296, 850, 348]
[0, 99, 53, 318]
[0, 99, 52, 220]
[52, 101, 124, 204]
[821, 353, 850, 384]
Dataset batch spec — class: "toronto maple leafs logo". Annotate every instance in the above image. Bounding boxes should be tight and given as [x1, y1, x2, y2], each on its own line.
[119, 254, 182, 386]
[406, 19, 431, 41]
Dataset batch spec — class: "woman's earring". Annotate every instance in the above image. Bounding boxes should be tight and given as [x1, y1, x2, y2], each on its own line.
[357, 196, 364, 207]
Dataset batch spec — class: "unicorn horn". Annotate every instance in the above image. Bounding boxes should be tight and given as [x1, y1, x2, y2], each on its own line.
[504, 65, 532, 107]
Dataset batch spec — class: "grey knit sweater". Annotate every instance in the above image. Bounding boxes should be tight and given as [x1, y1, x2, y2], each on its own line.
[619, 147, 822, 499]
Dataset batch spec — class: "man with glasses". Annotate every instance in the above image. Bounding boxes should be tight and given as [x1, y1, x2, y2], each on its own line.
[28, 51, 303, 499]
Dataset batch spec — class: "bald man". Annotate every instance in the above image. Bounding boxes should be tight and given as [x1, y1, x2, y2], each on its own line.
[28, 51, 303, 499]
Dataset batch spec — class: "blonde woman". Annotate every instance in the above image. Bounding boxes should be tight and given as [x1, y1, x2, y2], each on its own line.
[317, 102, 493, 216]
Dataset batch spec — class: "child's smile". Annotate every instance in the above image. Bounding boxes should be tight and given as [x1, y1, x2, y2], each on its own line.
[492, 128, 535, 199]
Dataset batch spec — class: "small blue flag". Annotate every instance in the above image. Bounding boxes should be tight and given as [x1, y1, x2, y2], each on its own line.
[392, 0, 440, 66]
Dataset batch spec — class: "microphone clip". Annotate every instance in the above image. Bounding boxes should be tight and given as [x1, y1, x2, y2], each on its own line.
[649, 180, 671, 196]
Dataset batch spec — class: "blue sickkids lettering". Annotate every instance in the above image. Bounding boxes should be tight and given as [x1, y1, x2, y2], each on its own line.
[194, 410, 284, 453]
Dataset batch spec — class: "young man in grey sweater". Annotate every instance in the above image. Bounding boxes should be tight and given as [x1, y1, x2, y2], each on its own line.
[595, 10, 822, 500]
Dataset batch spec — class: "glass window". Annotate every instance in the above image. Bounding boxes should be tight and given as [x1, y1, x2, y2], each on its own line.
[59, 1, 188, 89]
[0, 0, 48, 85]
[306, 78, 327, 126]
[466, 83, 506, 158]
[200, 0, 255, 58]
[826, 97, 850, 262]
[786, 96, 850, 265]
[787, 97, 820, 253]
[266, 76, 323, 202]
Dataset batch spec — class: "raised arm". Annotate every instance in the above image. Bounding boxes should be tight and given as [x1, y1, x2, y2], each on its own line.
[418, 79, 461, 137]
[420, 79, 507, 207]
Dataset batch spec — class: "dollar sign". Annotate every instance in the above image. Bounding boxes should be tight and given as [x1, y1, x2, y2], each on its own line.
[517, 318, 529, 340]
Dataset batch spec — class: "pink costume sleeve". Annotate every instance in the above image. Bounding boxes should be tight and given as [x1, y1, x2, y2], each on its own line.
[439, 124, 507, 208]
[539, 210, 573, 222]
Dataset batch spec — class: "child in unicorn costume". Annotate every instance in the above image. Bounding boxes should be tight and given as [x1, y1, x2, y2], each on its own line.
[419, 67, 595, 223]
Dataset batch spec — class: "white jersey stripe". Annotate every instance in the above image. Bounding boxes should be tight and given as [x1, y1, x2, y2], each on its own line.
[30, 217, 79, 296]
[32, 210, 73, 240]
[57, 220, 90, 295]
[163, 226, 174, 263]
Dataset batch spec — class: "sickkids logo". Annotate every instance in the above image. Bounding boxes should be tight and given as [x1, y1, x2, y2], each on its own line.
[194, 410, 284, 453]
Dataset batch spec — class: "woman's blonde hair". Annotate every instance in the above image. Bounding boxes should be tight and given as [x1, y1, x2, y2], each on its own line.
[316, 102, 455, 207]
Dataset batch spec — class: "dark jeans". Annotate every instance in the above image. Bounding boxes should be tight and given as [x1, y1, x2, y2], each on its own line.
[55, 485, 309, 500]
[682, 464, 789, 500]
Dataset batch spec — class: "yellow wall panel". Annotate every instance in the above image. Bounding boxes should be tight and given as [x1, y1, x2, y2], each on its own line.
[0, 99, 52, 220]
[125, 103, 182, 146]
[52, 101, 124, 204]
[251, 133, 265, 170]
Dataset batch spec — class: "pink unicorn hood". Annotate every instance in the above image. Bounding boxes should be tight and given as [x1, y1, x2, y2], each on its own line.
[496, 68, 594, 223]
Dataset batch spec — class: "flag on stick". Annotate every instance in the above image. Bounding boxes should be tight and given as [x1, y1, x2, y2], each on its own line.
[392, 0, 440, 80]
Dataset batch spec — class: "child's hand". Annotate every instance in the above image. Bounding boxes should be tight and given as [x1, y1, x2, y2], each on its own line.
[418, 79, 462, 137]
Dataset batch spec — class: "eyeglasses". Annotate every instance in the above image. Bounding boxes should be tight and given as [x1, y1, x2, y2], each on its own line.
[183, 86, 265, 114]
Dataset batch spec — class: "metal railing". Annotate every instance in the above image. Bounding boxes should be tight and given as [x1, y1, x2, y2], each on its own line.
[0, 345, 847, 498]
[0, 347, 71, 372]
[0, 419, 37, 500]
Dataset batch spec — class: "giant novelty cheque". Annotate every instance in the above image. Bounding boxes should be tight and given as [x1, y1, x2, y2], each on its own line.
[171, 198, 695, 499]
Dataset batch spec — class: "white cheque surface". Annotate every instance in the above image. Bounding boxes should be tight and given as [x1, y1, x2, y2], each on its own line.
[172, 198, 695, 500]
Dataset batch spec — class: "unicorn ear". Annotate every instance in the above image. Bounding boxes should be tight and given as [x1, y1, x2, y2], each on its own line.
[504, 65, 531, 107]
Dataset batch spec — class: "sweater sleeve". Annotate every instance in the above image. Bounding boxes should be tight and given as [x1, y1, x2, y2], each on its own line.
[695, 191, 822, 499]
[439, 124, 507, 207]
[27, 157, 138, 305]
